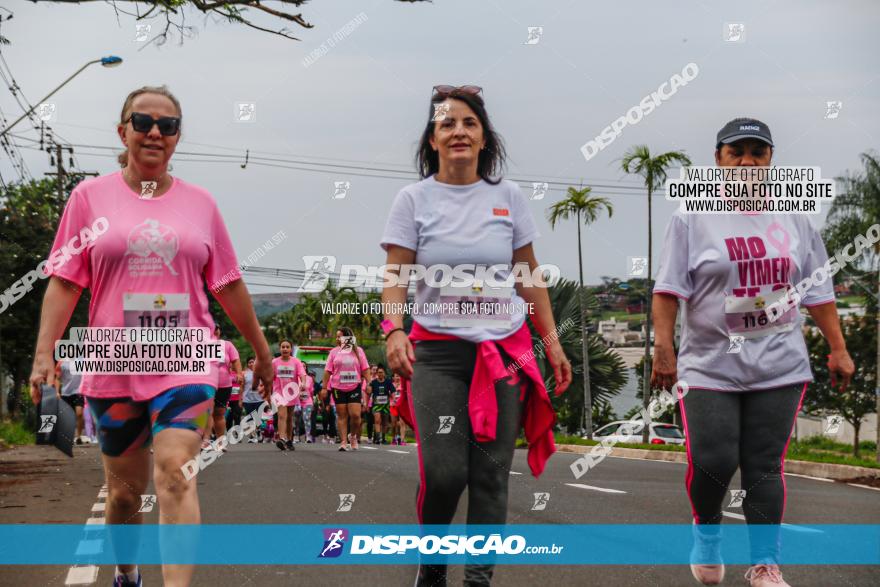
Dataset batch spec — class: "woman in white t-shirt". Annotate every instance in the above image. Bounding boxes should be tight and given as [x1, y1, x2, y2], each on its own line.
[652, 118, 855, 587]
[381, 85, 572, 586]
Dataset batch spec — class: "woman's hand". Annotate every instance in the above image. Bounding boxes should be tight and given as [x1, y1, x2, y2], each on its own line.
[650, 343, 678, 391]
[546, 340, 572, 394]
[29, 351, 56, 405]
[386, 330, 415, 379]
[828, 348, 855, 392]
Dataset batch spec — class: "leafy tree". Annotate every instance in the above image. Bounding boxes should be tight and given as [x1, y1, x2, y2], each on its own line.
[527, 278, 627, 433]
[821, 151, 880, 461]
[803, 315, 876, 457]
[0, 177, 90, 418]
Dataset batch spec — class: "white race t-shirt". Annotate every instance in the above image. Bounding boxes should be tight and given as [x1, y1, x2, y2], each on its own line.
[654, 211, 835, 391]
[380, 175, 539, 343]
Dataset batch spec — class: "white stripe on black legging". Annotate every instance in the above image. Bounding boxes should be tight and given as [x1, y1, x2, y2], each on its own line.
[679, 383, 805, 563]
[411, 339, 527, 587]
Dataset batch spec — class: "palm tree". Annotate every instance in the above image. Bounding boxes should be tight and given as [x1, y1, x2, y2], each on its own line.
[547, 186, 613, 436]
[528, 278, 627, 432]
[621, 145, 691, 443]
[822, 151, 880, 462]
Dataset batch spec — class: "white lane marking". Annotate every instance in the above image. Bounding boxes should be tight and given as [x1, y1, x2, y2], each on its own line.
[359, 446, 379, 451]
[723, 511, 823, 533]
[565, 483, 627, 494]
[388, 449, 410, 454]
[97, 489, 108, 498]
[510, 471, 523, 476]
[847, 483, 880, 492]
[75, 540, 103, 556]
[65, 566, 99, 585]
[604, 455, 686, 464]
[785, 473, 833, 482]
[90, 502, 105, 512]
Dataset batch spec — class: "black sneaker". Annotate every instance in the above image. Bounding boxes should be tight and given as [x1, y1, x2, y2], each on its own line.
[285, 439, 295, 450]
[275, 439, 287, 451]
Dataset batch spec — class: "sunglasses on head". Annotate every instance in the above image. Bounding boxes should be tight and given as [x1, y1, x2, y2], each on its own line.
[126, 112, 181, 136]
[433, 85, 483, 98]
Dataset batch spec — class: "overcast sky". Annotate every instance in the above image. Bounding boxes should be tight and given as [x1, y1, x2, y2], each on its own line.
[1, 0, 877, 293]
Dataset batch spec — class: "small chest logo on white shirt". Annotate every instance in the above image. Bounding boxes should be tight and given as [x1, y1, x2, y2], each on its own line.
[125, 219, 179, 277]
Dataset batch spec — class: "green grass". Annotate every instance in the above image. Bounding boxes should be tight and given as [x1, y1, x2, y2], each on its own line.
[532, 432, 880, 469]
[597, 311, 646, 323]
[0, 418, 35, 447]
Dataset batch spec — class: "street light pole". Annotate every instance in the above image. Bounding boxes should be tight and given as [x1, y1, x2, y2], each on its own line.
[0, 55, 122, 139]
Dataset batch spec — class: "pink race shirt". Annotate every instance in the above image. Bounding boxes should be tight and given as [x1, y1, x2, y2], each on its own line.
[299, 375, 315, 407]
[46, 172, 241, 401]
[217, 339, 239, 388]
[325, 346, 369, 391]
[272, 356, 306, 407]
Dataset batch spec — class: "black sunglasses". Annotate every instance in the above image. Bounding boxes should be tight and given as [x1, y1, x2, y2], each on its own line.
[126, 112, 181, 136]
[433, 85, 483, 98]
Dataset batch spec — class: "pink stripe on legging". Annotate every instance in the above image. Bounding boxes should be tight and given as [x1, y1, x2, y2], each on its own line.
[780, 382, 808, 520]
[677, 384, 699, 522]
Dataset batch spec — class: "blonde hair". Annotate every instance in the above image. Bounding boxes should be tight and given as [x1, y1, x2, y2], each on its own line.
[117, 85, 182, 167]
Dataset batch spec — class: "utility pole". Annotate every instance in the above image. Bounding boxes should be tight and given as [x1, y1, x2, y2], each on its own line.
[44, 142, 98, 198]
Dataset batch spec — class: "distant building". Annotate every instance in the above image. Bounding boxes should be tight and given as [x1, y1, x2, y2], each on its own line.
[599, 317, 642, 346]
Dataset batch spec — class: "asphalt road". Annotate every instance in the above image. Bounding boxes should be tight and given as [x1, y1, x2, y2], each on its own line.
[1, 440, 878, 586]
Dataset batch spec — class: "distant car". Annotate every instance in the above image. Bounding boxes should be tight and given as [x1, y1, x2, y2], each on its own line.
[590, 420, 685, 445]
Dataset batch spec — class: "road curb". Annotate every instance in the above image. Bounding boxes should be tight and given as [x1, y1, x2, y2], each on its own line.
[555, 443, 880, 480]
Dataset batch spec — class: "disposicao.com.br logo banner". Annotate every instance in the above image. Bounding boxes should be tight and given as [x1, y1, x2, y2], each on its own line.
[1, 525, 878, 565]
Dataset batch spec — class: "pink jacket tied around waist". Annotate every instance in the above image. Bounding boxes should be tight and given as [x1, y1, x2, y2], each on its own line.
[397, 321, 560, 477]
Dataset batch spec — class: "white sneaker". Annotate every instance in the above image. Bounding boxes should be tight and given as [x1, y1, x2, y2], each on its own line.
[745, 564, 790, 586]
[690, 523, 724, 585]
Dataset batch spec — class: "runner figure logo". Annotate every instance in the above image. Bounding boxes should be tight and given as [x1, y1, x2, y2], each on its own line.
[432, 103, 450, 122]
[531, 182, 548, 201]
[728, 489, 746, 508]
[299, 255, 336, 292]
[437, 416, 455, 434]
[332, 181, 351, 200]
[319, 528, 348, 558]
[628, 256, 647, 277]
[134, 23, 151, 42]
[824, 415, 843, 435]
[138, 494, 157, 513]
[524, 26, 543, 45]
[337, 494, 356, 512]
[724, 23, 745, 42]
[531, 492, 550, 511]
[824, 101, 843, 120]
[140, 181, 157, 199]
[727, 335, 745, 354]
[38, 415, 56, 433]
[125, 219, 180, 277]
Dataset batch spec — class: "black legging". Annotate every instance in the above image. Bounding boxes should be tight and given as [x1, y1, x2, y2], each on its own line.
[225, 400, 242, 430]
[411, 339, 526, 587]
[679, 384, 804, 563]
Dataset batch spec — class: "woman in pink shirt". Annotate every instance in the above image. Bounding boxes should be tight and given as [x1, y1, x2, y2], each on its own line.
[322, 327, 370, 451]
[271, 339, 306, 451]
[28, 85, 272, 587]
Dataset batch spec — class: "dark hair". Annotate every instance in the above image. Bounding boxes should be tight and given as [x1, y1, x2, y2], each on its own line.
[376, 364, 386, 372]
[416, 90, 506, 185]
[246, 356, 255, 364]
[279, 339, 292, 347]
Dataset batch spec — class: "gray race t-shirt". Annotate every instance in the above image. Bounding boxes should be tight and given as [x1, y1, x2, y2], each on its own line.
[654, 211, 834, 391]
[380, 175, 540, 343]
